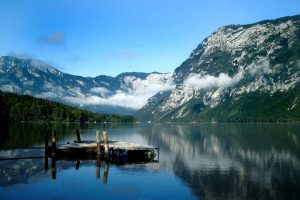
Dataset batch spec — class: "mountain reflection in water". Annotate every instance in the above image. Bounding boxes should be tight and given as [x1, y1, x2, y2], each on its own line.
[0, 123, 299, 200]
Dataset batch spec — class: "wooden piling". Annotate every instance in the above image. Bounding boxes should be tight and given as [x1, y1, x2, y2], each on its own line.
[76, 129, 82, 143]
[45, 130, 49, 148]
[51, 130, 56, 157]
[103, 130, 109, 158]
[96, 131, 101, 155]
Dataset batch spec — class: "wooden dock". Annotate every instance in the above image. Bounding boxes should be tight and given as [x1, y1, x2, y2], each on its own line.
[45, 129, 159, 163]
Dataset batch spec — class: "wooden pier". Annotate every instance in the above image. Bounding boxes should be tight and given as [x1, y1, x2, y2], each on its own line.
[45, 130, 159, 163]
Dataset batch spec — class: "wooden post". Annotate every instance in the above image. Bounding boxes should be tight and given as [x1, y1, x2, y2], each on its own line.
[96, 155, 101, 179]
[45, 130, 49, 148]
[103, 161, 109, 184]
[103, 130, 109, 158]
[76, 129, 82, 143]
[44, 130, 49, 170]
[96, 131, 101, 155]
[51, 130, 56, 158]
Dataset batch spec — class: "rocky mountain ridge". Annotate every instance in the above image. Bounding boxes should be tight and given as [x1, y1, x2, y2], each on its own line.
[136, 14, 300, 121]
[0, 56, 174, 114]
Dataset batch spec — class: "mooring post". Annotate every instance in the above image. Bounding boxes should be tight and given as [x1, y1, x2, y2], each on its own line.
[76, 128, 82, 143]
[45, 130, 49, 148]
[44, 130, 49, 170]
[51, 130, 56, 158]
[103, 130, 109, 158]
[103, 161, 109, 184]
[96, 130, 101, 155]
[96, 155, 101, 179]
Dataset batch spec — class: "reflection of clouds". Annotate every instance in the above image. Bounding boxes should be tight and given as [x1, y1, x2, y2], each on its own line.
[143, 123, 300, 199]
[153, 123, 300, 169]
[156, 125, 243, 171]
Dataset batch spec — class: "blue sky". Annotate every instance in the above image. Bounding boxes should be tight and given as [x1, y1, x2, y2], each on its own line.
[0, 0, 299, 77]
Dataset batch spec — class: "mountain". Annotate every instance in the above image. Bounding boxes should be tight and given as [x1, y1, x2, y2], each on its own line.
[0, 56, 174, 114]
[136, 14, 300, 122]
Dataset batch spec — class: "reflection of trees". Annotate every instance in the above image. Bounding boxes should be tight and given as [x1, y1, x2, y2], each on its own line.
[140, 123, 300, 200]
[0, 123, 137, 149]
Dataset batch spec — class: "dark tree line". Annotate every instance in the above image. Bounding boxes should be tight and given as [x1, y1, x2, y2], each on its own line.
[0, 91, 136, 123]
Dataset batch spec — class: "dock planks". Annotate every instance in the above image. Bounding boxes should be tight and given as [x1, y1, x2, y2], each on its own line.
[55, 140, 157, 153]
[45, 130, 159, 163]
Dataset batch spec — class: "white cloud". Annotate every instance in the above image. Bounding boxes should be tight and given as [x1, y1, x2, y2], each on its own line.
[36, 92, 58, 99]
[247, 58, 272, 75]
[7, 52, 35, 59]
[30, 59, 48, 68]
[184, 73, 242, 89]
[90, 87, 110, 95]
[37, 81, 175, 110]
[64, 85, 172, 110]
[132, 82, 175, 96]
[183, 58, 276, 90]
[90, 87, 110, 94]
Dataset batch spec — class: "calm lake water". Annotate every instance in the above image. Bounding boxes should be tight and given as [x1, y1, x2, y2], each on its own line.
[0, 122, 300, 200]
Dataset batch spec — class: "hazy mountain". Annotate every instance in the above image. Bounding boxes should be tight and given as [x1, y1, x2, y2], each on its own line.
[136, 14, 300, 122]
[0, 56, 174, 114]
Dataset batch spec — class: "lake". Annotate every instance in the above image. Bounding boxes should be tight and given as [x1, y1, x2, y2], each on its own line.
[0, 122, 300, 200]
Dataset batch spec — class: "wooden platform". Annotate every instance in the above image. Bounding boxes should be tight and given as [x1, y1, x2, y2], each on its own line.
[45, 130, 159, 163]
[57, 140, 156, 152]
[46, 140, 159, 162]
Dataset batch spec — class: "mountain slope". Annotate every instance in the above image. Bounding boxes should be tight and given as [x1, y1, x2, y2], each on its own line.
[136, 14, 300, 122]
[0, 56, 174, 114]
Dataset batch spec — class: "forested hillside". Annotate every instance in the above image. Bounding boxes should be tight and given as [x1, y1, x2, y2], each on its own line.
[0, 91, 135, 123]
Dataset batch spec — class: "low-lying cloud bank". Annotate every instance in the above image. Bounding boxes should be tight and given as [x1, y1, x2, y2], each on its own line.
[184, 58, 273, 89]
[184, 73, 243, 89]
[65, 82, 175, 110]
[90, 87, 110, 96]
[36, 80, 175, 110]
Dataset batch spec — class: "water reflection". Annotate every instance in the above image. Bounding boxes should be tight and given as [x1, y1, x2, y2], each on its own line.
[1, 122, 300, 200]
[48, 158, 110, 183]
[141, 123, 300, 200]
